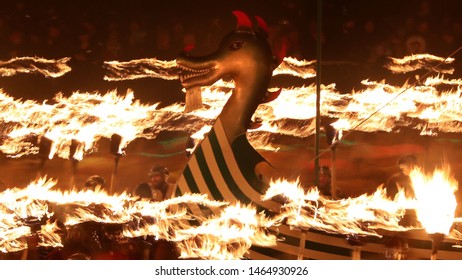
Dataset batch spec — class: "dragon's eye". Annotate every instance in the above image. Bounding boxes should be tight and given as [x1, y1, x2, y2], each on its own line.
[229, 41, 244, 50]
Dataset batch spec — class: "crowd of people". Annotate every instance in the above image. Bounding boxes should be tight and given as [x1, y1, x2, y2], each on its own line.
[0, 1, 461, 98]
[2, 152, 424, 260]
[9, 164, 179, 260]
[1, 1, 462, 71]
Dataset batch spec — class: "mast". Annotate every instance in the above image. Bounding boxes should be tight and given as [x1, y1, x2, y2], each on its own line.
[299, 0, 324, 260]
[314, 0, 322, 187]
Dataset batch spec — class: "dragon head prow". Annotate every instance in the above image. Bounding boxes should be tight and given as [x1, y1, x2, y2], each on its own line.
[176, 11, 273, 90]
[176, 11, 278, 143]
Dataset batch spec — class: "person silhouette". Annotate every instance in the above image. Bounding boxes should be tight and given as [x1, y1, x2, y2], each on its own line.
[384, 154, 417, 199]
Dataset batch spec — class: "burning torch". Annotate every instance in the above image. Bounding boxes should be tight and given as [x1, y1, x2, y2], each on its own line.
[410, 167, 458, 260]
[109, 133, 125, 194]
[324, 121, 341, 199]
[37, 136, 54, 179]
[68, 139, 84, 188]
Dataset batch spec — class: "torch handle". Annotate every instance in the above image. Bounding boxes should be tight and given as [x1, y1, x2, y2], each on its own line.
[330, 145, 337, 199]
[109, 155, 121, 194]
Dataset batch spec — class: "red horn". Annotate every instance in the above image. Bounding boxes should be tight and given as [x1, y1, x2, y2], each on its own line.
[182, 44, 195, 53]
[232, 10, 254, 33]
[254, 16, 269, 34]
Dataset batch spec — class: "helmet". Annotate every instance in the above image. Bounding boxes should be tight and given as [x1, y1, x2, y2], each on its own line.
[397, 154, 417, 166]
[319, 166, 331, 176]
[85, 175, 106, 189]
[148, 165, 169, 177]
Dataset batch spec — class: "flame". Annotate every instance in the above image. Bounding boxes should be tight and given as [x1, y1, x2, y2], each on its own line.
[0, 226, 30, 253]
[99, 54, 462, 140]
[173, 203, 278, 260]
[273, 57, 316, 79]
[250, 72, 462, 143]
[0, 178, 279, 259]
[0, 88, 220, 159]
[122, 196, 279, 260]
[38, 220, 63, 248]
[263, 166, 461, 239]
[103, 57, 315, 82]
[104, 58, 179, 81]
[385, 54, 454, 74]
[410, 166, 458, 235]
[262, 178, 412, 237]
[3, 54, 462, 160]
[0, 90, 160, 159]
[0, 56, 71, 77]
[0, 168, 460, 258]
[122, 193, 229, 241]
[2, 53, 462, 257]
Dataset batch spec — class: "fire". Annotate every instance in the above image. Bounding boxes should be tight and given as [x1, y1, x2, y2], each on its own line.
[0, 178, 279, 259]
[0, 177, 134, 253]
[0, 226, 30, 253]
[103, 57, 315, 82]
[2, 53, 462, 258]
[101, 54, 462, 138]
[273, 57, 316, 79]
[104, 58, 179, 81]
[410, 166, 458, 235]
[0, 169, 460, 258]
[2, 54, 462, 160]
[0, 88, 217, 160]
[37, 220, 63, 248]
[385, 54, 455, 74]
[122, 193, 228, 241]
[263, 166, 461, 241]
[122, 197, 279, 260]
[0, 90, 160, 159]
[173, 203, 278, 260]
[262, 178, 412, 237]
[0, 56, 71, 78]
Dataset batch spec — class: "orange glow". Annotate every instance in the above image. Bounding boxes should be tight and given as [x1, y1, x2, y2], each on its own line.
[273, 57, 316, 79]
[263, 178, 412, 237]
[0, 167, 460, 257]
[0, 90, 160, 159]
[2, 53, 462, 258]
[174, 203, 278, 260]
[0, 178, 279, 259]
[38, 220, 63, 248]
[2, 55, 462, 159]
[0, 57, 71, 77]
[263, 166, 461, 240]
[410, 166, 458, 235]
[385, 54, 455, 74]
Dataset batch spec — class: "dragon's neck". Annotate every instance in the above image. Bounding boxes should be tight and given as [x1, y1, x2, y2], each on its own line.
[219, 76, 268, 143]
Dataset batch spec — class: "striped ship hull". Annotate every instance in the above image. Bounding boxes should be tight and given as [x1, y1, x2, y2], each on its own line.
[174, 119, 462, 259]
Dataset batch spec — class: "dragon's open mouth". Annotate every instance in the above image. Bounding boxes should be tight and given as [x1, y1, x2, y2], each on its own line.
[177, 64, 211, 83]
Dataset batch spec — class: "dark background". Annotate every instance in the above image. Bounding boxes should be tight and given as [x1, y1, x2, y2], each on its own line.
[1, 0, 462, 102]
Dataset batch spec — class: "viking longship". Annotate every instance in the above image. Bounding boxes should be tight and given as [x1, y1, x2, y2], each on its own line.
[173, 10, 462, 260]
[2, 9, 462, 261]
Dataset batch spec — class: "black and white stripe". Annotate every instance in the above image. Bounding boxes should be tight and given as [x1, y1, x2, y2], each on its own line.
[174, 118, 462, 259]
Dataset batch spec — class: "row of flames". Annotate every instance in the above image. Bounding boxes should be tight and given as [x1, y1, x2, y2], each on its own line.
[0, 54, 462, 259]
[0, 165, 460, 259]
[1, 54, 462, 160]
